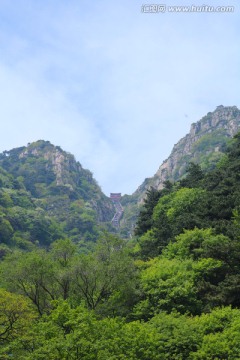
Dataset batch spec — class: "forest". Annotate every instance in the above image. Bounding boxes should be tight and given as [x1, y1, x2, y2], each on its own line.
[1, 134, 240, 359]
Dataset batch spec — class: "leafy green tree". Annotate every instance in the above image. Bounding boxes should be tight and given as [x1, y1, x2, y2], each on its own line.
[162, 228, 240, 310]
[164, 227, 233, 262]
[134, 255, 223, 318]
[138, 187, 208, 258]
[0, 289, 36, 343]
[1, 250, 56, 315]
[135, 258, 196, 317]
[0, 289, 36, 359]
[72, 233, 137, 315]
[50, 239, 77, 300]
[147, 311, 201, 359]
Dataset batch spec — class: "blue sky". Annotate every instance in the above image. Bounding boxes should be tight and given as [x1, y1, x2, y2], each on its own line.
[0, 0, 239, 195]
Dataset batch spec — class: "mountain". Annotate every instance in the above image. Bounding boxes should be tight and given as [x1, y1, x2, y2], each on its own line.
[120, 105, 240, 236]
[0, 140, 115, 250]
[3, 119, 240, 360]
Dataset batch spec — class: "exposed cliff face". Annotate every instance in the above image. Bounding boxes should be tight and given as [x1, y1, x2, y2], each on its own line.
[19, 141, 89, 189]
[137, 105, 240, 194]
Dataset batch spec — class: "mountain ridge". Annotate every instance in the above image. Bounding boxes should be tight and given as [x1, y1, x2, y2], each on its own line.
[120, 105, 240, 236]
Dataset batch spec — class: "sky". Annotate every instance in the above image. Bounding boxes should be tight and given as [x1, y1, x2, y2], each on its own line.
[0, 0, 239, 195]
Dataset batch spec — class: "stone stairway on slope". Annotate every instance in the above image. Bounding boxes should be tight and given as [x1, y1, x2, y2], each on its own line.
[110, 193, 124, 229]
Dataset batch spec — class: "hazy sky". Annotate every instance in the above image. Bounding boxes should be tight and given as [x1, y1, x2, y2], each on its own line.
[0, 1, 239, 195]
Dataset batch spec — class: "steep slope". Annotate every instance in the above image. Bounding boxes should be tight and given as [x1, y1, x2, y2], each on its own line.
[120, 105, 240, 236]
[0, 140, 115, 249]
[137, 105, 240, 194]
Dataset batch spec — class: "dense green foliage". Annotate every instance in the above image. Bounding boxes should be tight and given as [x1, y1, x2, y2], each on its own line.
[3, 135, 240, 358]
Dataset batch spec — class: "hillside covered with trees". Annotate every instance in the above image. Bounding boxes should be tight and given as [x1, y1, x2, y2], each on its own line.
[1, 132, 240, 357]
[0, 140, 115, 254]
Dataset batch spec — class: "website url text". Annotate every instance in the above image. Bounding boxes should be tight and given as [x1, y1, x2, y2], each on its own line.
[141, 4, 235, 13]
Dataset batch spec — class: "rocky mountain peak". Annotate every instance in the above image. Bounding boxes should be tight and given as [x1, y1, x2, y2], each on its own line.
[190, 105, 240, 137]
[17, 140, 86, 188]
[137, 105, 240, 194]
